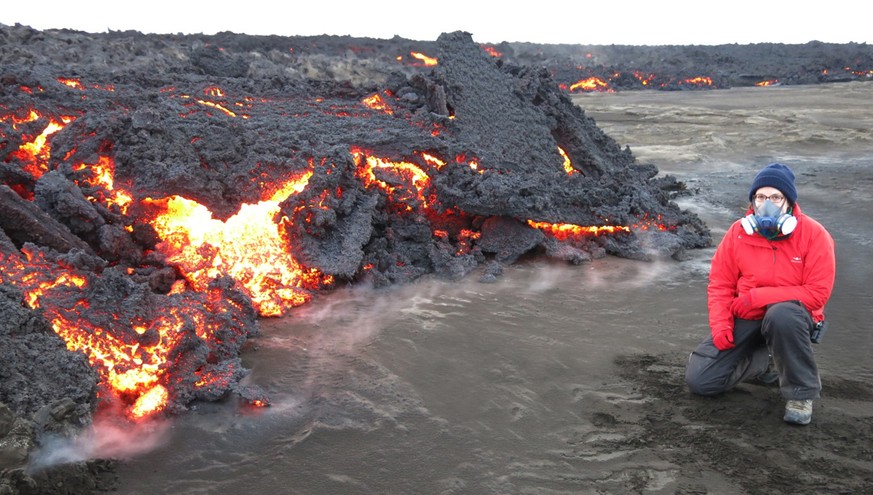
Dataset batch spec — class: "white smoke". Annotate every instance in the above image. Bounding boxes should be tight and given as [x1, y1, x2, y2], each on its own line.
[27, 415, 171, 472]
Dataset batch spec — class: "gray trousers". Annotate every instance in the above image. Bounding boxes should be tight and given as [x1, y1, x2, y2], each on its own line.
[685, 301, 821, 400]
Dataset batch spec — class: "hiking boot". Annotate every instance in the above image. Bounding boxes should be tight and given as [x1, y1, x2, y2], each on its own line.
[783, 399, 813, 425]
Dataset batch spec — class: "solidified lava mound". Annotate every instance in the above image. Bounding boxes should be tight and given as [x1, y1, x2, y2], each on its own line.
[0, 24, 722, 492]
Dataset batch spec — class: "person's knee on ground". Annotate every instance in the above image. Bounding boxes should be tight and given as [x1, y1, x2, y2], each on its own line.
[685, 346, 730, 396]
[686, 369, 728, 396]
[686, 319, 771, 396]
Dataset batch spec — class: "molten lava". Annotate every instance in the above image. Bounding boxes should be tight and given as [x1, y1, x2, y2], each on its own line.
[568, 76, 612, 92]
[2, 109, 76, 181]
[0, 246, 255, 418]
[143, 170, 334, 317]
[409, 52, 438, 66]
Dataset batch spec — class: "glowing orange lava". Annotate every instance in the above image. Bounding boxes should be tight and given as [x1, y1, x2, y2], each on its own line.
[557, 147, 576, 175]
[145, 170, 333, 317]
[2, 109, 76, 179]
[569, 77, 611, 92]
[73, 154, 133, 214]
[528, 220, 630, 239]
[362, 93, 393, 115]
[352, 148, 433, 210]
[409, 52, 438, 66]
[0, 248, 212, 419]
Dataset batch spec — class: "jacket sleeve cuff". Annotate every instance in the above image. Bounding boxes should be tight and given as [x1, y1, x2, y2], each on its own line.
[748, 288, 760, 308]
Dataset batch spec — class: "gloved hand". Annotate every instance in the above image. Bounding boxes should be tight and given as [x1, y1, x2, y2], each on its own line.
[712, 328, 735, 351]
[730, 294, 764, 319]
[730, 294, 751, 314]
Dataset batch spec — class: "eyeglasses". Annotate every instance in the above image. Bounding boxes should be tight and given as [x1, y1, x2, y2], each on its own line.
[754, 193, 785, 203]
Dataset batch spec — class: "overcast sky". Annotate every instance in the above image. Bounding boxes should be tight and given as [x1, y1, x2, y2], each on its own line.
[3, 1, 870, 46]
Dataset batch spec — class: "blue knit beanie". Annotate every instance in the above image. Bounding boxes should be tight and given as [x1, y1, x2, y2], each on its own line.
[749, 163, 797, 205]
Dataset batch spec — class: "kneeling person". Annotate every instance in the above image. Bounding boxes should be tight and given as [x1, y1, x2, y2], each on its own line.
[685, 162, 836, 425]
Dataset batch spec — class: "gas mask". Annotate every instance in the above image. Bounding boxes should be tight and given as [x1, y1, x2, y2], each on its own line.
[741, 200, 797, 239]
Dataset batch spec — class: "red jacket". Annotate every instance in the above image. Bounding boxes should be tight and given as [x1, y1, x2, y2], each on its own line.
[708, 204, 836, 339]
